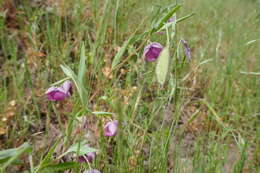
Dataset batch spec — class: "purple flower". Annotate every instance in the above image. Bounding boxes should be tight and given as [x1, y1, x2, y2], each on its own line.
[45, 80, 73, 101]
[83, 170, 100, 173]
[181, 40, 191, 61]
[104, 120, 118, 137]
[143, 42, 163, 62]
[78, 152, 96, 163]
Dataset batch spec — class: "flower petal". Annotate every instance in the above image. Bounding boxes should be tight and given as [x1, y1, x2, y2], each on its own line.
[104, 120, 118, 137]
[143, 42, 163, 62]
[45, 80, 73, 101]
[61, 80, 73, 95]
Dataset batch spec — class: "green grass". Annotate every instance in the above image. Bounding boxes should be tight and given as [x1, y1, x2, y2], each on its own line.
[0, 0, 259, 172]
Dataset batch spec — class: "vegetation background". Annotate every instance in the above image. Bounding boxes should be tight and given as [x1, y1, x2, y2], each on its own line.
[0, 0, 259, 172]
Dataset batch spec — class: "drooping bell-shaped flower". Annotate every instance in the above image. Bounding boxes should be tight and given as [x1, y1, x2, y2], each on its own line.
[78, 152, 96, 163]
[181, 40, 191, 61]
[45, 80, 73, 101]
[104, 120, 118, 137]
[143, 42, 163, 62]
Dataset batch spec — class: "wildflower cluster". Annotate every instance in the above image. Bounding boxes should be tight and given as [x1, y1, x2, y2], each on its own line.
[45, 81, 118, 172]
[44, 10, 191, 172]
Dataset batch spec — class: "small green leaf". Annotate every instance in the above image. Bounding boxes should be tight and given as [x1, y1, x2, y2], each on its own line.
[58, 141, 98, 159]
[156, 46, 170, 85]
[60, 64, 78, 82]
[67, 143, 98, 156]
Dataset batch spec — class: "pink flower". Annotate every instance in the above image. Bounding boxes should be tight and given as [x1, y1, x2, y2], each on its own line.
[45, 80, 72, 101]
[104, 120, 118, 137]
[78, 152, 96, 163]
[143, 42, 163, 62]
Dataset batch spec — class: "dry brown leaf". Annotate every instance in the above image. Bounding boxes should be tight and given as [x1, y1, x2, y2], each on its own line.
[129, 156, 138, 168]
[0, 127, 6, 135]
[102, 66, 113, 79]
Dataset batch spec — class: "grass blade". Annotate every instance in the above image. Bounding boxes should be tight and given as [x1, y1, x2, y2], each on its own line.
[78, 43, 86, 86]
[92, 111, 115, 116]
[35, 139, 61, 172]
[41, 162, 79, 173]
[176, 13, 195, 24]
[112, 34, 142, 69]
[50, 77, 70, 86]
[1, 143, 32, 171]
[151, 4, 181, 33]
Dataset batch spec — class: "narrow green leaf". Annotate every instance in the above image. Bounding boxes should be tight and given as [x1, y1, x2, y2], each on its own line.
[240, 71, 260, 75]
[112, 34, 142, 69]
[50, 77, 70, 86]
[92, 111, 115, 116]
[1, 143, 32, 171]
[36, 139, 61, 172]
[201, 99, 227, 128]
[156, 46, 170, 85]
[0, 158, 21, 165]
[78, 43, 86, 85]
[41, 162, 79, 173]
[156, 14, 177, 33]
[233, 139, 248, 173]
[152, 4, 181, 33]
[176, 13, 195, 24]
[0, 148, 17, 160]
[187, 109, 200, 124]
